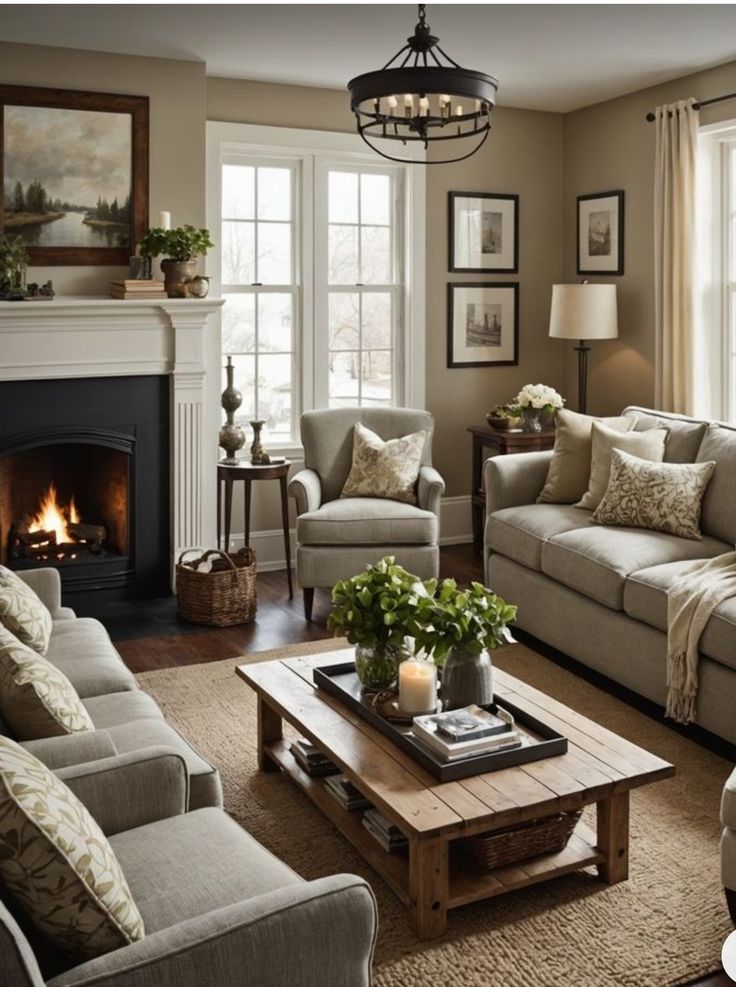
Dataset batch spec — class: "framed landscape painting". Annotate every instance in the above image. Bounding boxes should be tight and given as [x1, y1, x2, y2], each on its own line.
[449, 191, 518, 273]
[447, 282, 519, 368]
[577, 190, 624, 275]
[0, 85, 149, 265]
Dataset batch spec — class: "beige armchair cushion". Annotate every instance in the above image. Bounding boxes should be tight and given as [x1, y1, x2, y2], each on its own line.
[0, 565, 52, 654]
[723, 768, 736, 829]
[341, 423, 427, 505]
[298, 498, 437, 546]
[576, 422, 667, 511]
[0, 737, 144, 959]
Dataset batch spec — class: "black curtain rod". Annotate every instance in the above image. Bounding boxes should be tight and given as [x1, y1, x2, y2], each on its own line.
[645, 90, 736, 122]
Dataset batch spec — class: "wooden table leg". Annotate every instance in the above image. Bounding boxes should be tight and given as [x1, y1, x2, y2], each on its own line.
[224, 474, 234, 552]
[471, 436, 482, 554]
[279, 475, 293, 598]
[408, 836, 449, 940]
[244, 478, 252, 548]
[256, 696, 282, 773]
[596, 790, 630, 883]
[216, 475, 221, 550]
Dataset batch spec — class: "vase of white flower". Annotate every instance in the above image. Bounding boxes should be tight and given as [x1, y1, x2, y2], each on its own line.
[513, 383, 565, 433]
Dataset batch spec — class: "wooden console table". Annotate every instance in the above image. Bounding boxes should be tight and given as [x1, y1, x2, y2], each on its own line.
[468, 425, 556, 553]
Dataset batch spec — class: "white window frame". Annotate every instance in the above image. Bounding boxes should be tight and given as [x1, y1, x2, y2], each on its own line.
[206, 121, 426, 455]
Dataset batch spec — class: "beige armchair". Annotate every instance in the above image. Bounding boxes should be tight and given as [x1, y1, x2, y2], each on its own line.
[289, 408, 444, 619]
[722, 767, 736, 922]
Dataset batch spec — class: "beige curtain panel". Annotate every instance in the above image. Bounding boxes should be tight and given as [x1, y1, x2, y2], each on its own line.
[654, 98, 699, 415]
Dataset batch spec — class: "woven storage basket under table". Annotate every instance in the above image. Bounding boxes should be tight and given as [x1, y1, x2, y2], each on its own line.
[176, 548, 257, 626]
[467, 809, 582, 870]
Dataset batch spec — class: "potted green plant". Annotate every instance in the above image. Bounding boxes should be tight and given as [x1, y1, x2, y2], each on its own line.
[415, 579, 517, 710]
[138, 225, 214, 297]
[0, 235, 29, 296]
[327, 556, 431, 690]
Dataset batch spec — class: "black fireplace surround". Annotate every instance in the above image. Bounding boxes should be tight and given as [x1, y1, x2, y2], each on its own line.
[0, 376, 169, 602]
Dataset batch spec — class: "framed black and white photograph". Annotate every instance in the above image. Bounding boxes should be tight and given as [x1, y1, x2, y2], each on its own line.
[447, 282, 519, 368]
[577, 190, 624, 275]
[449, 192, 518, 273]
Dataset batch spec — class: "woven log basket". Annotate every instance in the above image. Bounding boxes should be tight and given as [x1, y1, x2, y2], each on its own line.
[467, 809, 582, 870]
[176, 548, 257, 626]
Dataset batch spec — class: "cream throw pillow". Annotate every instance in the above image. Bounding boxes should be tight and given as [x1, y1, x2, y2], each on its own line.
[341, 423, 428, 505]
[0, 565, 52, 654]
[537, 409, 637, 504]
[0, 736, 144, 959]
[576, 420, 668, 511]
[592, 449, 716, 540]
[0, 626, 94, 740]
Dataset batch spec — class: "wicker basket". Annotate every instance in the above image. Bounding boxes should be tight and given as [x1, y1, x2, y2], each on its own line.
[466, 809, 582, 870]
[176, 548, 257, 627]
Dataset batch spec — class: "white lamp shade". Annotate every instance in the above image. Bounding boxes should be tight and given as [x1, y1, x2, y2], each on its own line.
[549, 283, 618, 341]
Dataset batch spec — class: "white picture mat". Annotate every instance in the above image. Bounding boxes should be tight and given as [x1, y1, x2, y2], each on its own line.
[452, 286, 516, 363]
[578, 194, 620, 270]
[453, 196, 516, 270]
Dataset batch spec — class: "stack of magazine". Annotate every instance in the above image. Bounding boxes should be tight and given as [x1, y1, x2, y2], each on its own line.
[324, 775, 373, 811]
[290, 740, 339, 777]
[411, 705, 523, 762]
[362, 809, 408, 853]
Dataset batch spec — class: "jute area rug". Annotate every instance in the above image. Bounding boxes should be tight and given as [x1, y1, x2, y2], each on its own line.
[137, 640, 733, 987]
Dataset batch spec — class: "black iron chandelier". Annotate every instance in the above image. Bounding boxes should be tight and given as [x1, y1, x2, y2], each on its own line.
[347, 4, 498, 165]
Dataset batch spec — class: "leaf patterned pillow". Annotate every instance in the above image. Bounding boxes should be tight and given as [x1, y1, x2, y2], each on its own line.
[0, 626, 94, 740]
[0, 737, 144, 958]
[341, 423, 428, 505]
[591, 449, 716, 540]
[0, 565, 52, 654]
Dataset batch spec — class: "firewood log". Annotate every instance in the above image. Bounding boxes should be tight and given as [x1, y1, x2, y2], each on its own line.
[68, 522, 107, 544]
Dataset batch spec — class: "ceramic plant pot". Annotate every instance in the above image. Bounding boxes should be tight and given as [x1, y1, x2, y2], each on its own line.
[161, 258, 197, 297]
[440, 647, 494, 710]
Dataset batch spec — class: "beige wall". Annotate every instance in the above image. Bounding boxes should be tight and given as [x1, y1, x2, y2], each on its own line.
[562, 58, 736, 416]
[0, 41, 206, 294]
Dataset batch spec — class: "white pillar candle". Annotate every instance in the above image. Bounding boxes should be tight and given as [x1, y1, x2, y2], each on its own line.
[158, 210, 172, 230]
[399, 659, 437, 714]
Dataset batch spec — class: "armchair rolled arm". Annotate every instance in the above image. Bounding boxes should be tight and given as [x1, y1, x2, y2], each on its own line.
[22, 730, 118, 770]
[484, 450, 553, 516]
[55, 747, 188, 835]
[48, 874, 377, 987]
[417, 465, 445, 517]
[16, 567, 75, 619]
[288, 468, 322, 516]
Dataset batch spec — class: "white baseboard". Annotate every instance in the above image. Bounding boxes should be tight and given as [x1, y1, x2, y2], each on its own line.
[223, 495, 473, 571]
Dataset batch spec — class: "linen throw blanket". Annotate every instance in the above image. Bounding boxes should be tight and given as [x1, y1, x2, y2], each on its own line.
[667, 552, 736, 723]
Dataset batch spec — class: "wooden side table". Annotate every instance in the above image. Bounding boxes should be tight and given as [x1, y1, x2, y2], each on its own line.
[217, 460, 293, 598]
[468, 425, 555, 553]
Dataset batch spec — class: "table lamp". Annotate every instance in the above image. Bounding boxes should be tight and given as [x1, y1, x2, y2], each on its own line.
[548, 283, 618, 414]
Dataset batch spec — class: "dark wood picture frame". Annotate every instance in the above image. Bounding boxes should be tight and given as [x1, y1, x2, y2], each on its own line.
[448, 191, 519, 273]
[447, 281, 519, 368]
[576, 189, 624, 276]
[0, 84, 149, 266]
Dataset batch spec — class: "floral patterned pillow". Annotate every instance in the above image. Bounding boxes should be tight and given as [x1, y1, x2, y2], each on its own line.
[0, 736, 145, 958]
[591, 449, 716, 540]
[0, 565, 52, 654]
[0, 626, 94, 739]
[341, 423, 428, 505]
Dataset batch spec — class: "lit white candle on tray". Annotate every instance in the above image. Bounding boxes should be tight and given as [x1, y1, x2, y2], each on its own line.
[158, 210, 171, 230]
[399, 659, 437, 714]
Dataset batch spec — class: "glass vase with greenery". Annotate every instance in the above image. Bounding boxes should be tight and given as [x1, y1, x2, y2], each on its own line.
[327, 556, 431, 690]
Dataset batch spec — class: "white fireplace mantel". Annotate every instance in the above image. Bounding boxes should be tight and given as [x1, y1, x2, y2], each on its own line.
[0, 296, 225, 576]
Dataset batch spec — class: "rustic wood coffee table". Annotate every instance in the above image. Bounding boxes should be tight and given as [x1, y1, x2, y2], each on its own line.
[237, 649, 674, 940]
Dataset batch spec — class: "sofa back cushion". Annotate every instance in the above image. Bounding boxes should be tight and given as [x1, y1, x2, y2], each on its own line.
[624, 406, 708, 463]
[696, 423, 736, 543]
[576, 422, 667, 511]
[301, 408, 434, 503]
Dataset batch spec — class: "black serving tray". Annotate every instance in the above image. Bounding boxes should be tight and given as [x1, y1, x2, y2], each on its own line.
[313, 661, 568, 782]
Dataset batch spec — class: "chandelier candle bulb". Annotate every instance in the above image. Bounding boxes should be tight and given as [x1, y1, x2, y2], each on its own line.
[398, 660, 437, 715]
[388, 95, 398, 113]
[419, 97, 429, 116]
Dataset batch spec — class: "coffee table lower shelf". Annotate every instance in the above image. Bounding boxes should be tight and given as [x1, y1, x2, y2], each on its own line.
[265, 739, 605, 928]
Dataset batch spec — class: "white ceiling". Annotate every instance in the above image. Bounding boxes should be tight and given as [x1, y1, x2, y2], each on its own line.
[1, 4, 736, 113]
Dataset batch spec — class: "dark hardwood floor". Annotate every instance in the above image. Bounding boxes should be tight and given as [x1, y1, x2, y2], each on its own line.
[107, 542, 732, 987]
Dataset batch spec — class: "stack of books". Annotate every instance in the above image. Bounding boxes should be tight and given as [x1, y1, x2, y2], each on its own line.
[411, 704, 523, 762]
[110, 279, 167, 300]
[324, 775, 373, 812]
[362, 809, 408, 854]
[290, 739, 339, 777]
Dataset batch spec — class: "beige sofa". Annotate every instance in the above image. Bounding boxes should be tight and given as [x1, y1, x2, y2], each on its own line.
[483, 406, 736, 746]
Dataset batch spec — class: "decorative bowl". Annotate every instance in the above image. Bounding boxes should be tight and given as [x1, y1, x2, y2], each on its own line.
[486, 413, 521, 430]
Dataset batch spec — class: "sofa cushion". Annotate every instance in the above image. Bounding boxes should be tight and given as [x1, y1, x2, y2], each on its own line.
[627, 407, 708, 463]
[0, 627, 94, 740]
[696, 423, 736, 543]
[576, 422, 667, 511]
[486, 504, 591, 572]
[109, 808, 300, 934]
[46, 618, 137, 698]
[541, 526, 729, 610]
[0, 565, 52, 654]
[624, 560, 736, 672]
[722, 768, 736, 829]
[83, 690, 164, 729]
[0, 737, 144, 960]
[341, 422, 427, 505]
[297, 497, 437, 546]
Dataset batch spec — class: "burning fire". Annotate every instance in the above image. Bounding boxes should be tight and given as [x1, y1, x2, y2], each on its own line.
[29, 485, 80, 544]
